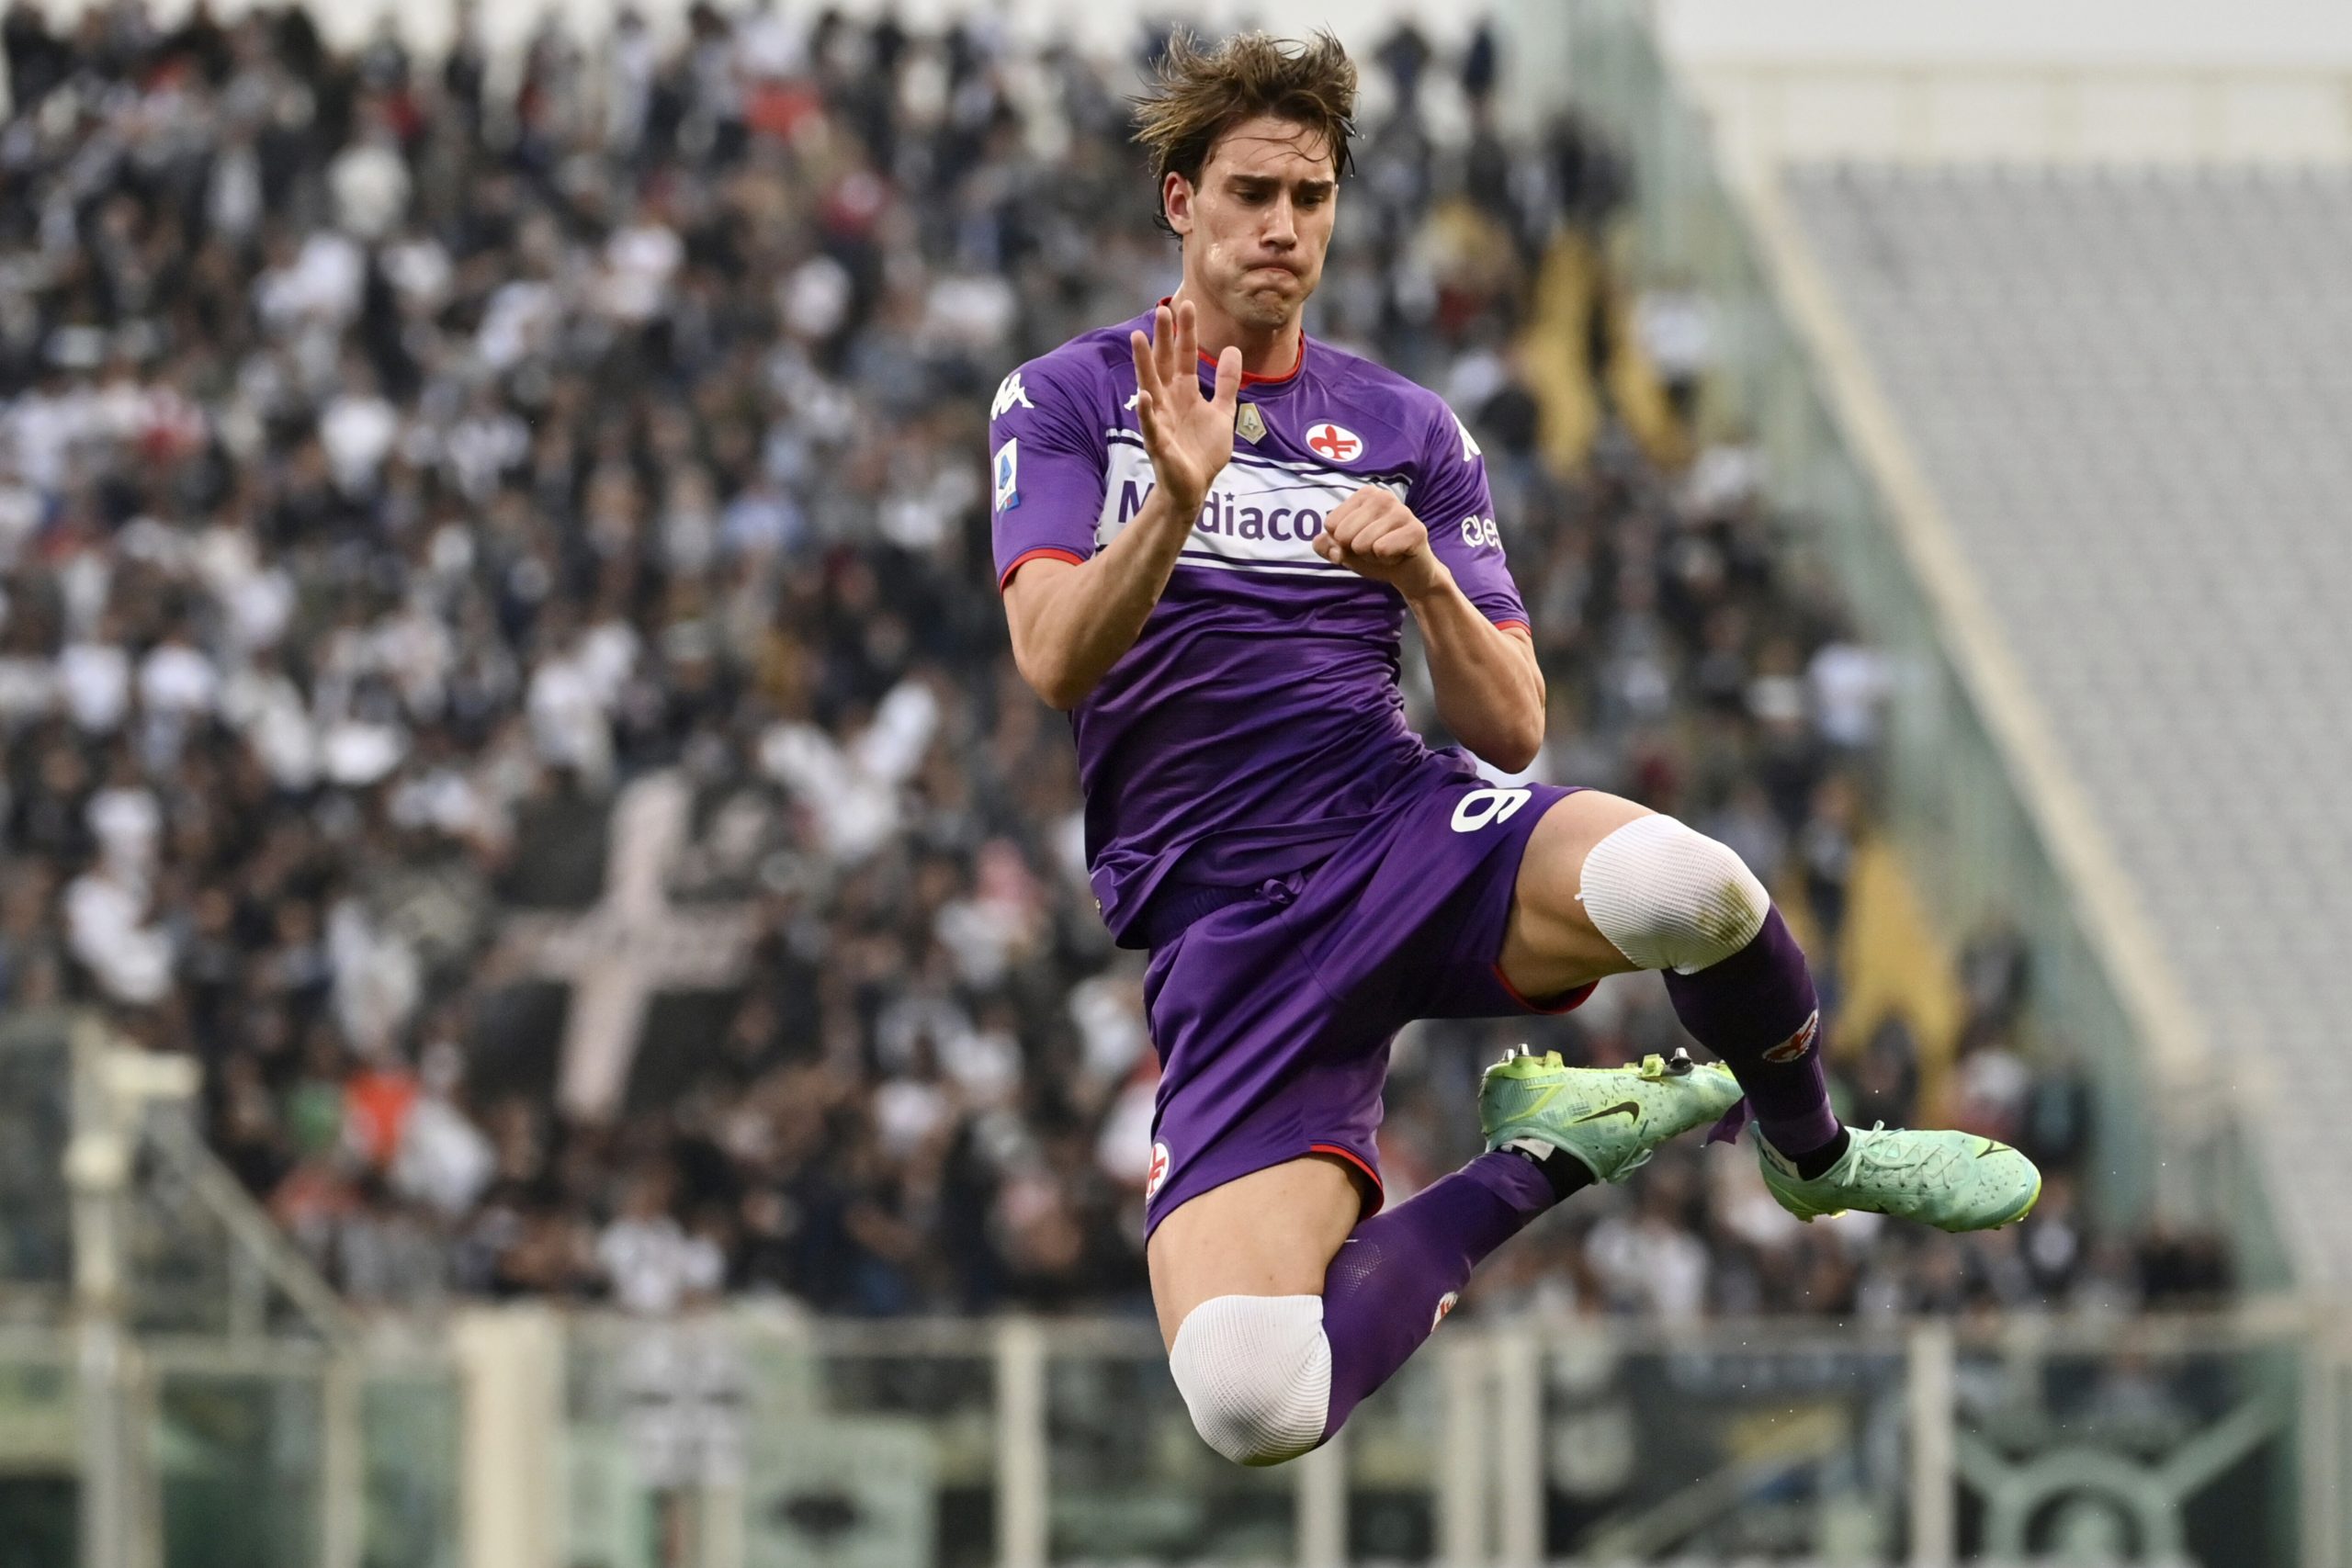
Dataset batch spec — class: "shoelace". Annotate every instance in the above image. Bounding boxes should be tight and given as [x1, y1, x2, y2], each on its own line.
[1839, 1122, 1981, 1200]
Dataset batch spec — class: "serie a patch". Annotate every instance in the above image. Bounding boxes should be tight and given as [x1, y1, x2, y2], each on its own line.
[994, 439, 1021, 512]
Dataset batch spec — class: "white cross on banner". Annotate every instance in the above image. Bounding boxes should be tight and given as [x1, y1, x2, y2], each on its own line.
[494, 771, 759, 1120]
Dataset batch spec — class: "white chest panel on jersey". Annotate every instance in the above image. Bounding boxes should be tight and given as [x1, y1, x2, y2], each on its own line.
[1094, 430, 1410, 579]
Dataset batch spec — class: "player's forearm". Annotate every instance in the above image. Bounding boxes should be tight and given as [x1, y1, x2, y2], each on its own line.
[1008, 487, 1200, 709]
[1406, 566, 1546, 772]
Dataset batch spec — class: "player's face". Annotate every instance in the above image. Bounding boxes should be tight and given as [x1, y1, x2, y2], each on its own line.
[1166, 115, 1338, 333]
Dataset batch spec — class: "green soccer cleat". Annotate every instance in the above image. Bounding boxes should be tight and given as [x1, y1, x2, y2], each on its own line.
[1479, 1047, 1745, 1184]
[1755, 1122, 2042, 1233]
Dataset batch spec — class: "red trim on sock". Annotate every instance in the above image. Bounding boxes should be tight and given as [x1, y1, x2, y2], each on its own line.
[997, 547, 1086, 592]
[1307, 1143, 1385, 1218]
[1492, 963, 1597, 1016]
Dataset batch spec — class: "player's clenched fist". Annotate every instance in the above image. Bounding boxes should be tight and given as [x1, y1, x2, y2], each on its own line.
[1131, 299, 1244, 513]
[1313, 486, 1448, 598]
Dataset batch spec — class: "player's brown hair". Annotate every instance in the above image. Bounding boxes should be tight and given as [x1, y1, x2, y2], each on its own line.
[1132, 29, 1359, 236]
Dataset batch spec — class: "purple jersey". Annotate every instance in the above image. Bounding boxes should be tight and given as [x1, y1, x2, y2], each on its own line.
[989, 308, 1530, 946]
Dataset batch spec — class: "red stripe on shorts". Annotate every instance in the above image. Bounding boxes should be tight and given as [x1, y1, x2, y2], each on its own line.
[1491, 963, 1598, 1016]
[1307, 1143, 1385, 1207]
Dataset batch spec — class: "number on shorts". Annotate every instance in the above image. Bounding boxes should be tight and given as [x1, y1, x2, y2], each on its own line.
[1450, 787, 1531, 833]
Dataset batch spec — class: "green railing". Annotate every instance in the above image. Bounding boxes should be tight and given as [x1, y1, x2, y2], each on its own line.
[1554, 0, 2280, 1286]
[5, 1306, 2334, 1567]
[0, 1331, 461, 1568]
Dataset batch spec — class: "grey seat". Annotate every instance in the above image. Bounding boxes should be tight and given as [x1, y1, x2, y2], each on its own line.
[1784, 164, 2352, 1280]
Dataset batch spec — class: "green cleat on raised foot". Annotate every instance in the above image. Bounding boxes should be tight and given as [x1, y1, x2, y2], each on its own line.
[1756, 1122, 2042, 1233]
[1479, 1047, 1744, 1184]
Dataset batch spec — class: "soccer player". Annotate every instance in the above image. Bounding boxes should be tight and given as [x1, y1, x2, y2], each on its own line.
[989, 31, 2040, 1467]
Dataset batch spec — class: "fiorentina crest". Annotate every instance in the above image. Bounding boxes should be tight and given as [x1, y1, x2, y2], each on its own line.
[1760, 1009, 1822, 1065]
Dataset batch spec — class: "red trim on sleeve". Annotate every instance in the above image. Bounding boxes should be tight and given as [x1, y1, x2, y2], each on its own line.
[1493, 619, 1532, 637]
[997, 547, 1086, 592]
[1490, 964, 1597, 1017]
[1307, 1143, 1385, 1218]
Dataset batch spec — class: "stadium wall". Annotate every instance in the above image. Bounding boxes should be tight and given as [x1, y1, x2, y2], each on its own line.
[1655, 0, 2352, 166]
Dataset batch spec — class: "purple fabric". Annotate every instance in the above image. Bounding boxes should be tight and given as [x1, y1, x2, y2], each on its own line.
[1661, 907, 1840, 1157]
[1138, 775, 1588, 1239]
[1318, 1150, 1555, 1438]
[988, 310, 1531, 947]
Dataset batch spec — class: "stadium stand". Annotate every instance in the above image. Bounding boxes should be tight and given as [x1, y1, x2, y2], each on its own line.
[1784, 164, 2350, 1280]
[0, 5, 2222, 1325]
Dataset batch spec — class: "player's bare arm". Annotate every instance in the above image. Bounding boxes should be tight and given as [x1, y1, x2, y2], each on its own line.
[1315, 486, 1547, 771]
[1003, 299, 1243, 709]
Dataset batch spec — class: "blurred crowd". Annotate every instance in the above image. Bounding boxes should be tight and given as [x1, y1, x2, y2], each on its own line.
[0, 2, 2224, 1321]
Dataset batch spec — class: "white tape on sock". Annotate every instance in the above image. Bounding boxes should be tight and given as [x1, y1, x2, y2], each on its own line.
[1167, 1294, 1331, 1467]
[1577, 815, 1770, 975]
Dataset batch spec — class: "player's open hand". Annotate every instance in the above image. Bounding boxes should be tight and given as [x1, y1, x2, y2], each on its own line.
[1314, 486, 1449, 599]
[1130, 299, 1242, 513]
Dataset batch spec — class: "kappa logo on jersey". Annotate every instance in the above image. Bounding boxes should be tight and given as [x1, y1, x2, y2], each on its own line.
[991, 371, 1035, 420]
[1761, 1009, 1821, 1065]
[1430, 1291, 1461, 1333]
[1454, 412, 1482, 461]
[1451, 787, 1532, 833]
[994, 440, 1020, 513]
[1147, 1141, 1170, 1199]
[1459, 515, 1502, 552]
[1305, 423, 1363, 464]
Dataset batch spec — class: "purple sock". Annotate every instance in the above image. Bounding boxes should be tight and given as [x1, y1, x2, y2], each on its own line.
[1318, 1149, 1554, 1438]
[1661, 905, 1840, 1157]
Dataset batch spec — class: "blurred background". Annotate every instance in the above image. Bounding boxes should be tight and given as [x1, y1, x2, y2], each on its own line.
[0, 0, 2344, 1563]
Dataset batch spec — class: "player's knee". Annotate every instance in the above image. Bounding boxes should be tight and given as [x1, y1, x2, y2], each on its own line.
[1166, 1294, 1332, 1467]
[1577, 815, 1769, 975]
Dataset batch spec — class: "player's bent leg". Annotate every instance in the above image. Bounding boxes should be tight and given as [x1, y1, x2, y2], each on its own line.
[1149, 1156, 1358, 1466]
[1500, 794, 1836, 1151]
[1150, 1065, 1750, 1469]
[1148, 1156, 1362, 1349]
[1154, 1147, 1572, 1467]
[1498, 795, 2040, 1233]
[1492, 789, 1657, 999]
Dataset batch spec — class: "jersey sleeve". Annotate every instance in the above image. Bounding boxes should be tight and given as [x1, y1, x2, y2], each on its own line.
[988, 358, 1108, 591]
[1412, 397, 1528, 632]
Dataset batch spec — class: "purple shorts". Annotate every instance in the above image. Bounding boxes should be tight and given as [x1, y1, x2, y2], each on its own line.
[1140, 770, 1592, 1237]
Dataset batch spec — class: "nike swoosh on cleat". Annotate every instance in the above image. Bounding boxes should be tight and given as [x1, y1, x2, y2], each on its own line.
[1572, 1100, 1642, 1124]
[1976, 1141, 2010, 1158]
